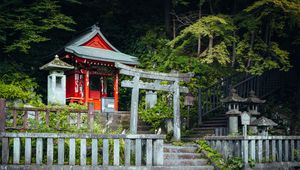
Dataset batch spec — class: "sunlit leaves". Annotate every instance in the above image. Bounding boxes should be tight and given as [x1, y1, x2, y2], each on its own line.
[169, 15, 235, 65]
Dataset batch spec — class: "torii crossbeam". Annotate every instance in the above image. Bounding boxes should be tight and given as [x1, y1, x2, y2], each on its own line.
[115, 62, 194, 141]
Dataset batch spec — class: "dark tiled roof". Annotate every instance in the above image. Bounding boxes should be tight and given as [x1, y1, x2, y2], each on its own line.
[65, 46, 139, 65]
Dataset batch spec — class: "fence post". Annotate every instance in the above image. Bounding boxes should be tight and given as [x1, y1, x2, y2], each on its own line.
[0, 98, 6, 132]
[243, 137, 248, 168]
[88, 102, 95, 132]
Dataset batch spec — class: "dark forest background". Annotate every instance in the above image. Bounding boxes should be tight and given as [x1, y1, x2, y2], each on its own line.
[0, 0, 299, 133]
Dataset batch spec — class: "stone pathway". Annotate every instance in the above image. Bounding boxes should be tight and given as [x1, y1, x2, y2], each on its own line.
[163, 144, 214, 170]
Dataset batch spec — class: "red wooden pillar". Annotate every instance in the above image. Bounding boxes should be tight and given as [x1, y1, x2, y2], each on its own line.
[114, 72, 119, 111]
[84, 70, 90, 104]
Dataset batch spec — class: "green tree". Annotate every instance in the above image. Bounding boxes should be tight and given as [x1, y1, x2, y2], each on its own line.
[0, 0, 76, 54]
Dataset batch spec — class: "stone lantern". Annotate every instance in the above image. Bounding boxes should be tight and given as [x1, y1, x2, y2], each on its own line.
[246, 90, 265, 133]
[184, 93, 195, 129]
[251, 116, 277, 136]
[40, 55, 74, 105]
[221, 89, 247, 135]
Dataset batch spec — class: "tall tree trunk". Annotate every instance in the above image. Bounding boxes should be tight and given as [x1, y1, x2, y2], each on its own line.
[164, 0, 171, 38]
[268, 19, 273, 46]
[209, 0, 214, 14]
[197, 3, 202, 56]
[231, 31, 236, 67]
[208, 35, 213, 56]
[264, 20, 270, 45]
[231, 0, 237, 67]
[247, 31, 255, 68]
[172, 17, 176, 39]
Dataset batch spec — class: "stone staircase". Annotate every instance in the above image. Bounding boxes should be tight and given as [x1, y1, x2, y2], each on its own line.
[182, 114, 228, 142]
[163, 144, 214, 170]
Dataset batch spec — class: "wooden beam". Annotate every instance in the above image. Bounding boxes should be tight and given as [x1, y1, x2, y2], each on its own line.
[121, 80, 189, 93]
[115, 62, 194, 82]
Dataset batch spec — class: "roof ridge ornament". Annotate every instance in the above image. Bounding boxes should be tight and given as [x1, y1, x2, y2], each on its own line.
[92, 24, 100, 31]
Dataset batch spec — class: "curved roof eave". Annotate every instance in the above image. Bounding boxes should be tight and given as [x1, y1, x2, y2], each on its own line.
[65, 46, 139, 65]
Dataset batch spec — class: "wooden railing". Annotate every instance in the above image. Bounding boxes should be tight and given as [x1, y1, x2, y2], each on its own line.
[204, 136, 300, 165]
[0, 99, 99, 132]
[197, 70, 283, 125]
[0, 132, 164, 168]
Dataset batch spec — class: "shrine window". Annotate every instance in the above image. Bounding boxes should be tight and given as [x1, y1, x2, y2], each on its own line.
[90, 76, 100, 90]
[107, 77, 114, 97]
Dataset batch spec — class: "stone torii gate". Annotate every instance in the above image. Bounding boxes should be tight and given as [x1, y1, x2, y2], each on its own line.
[115, 62, 194, 141]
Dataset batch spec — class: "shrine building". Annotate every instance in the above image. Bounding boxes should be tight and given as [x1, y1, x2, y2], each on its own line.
[58, 25, 138, 111]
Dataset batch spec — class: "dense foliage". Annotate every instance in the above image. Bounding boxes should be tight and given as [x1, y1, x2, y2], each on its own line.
[139, 94, 173, 131]
[0, 0, 299, 131]
[196, 140, 255, 170]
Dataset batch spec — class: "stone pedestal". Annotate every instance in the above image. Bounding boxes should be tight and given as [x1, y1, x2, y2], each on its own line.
[228, 116, 238, 135]
[249, 117, 258, 134]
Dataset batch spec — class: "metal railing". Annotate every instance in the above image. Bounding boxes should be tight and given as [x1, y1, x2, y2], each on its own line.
[197, 70, 283, 125]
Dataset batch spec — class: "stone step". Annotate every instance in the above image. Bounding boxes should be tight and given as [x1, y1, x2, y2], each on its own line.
[191, 127, 216, 131]
[163, 159, 208, 166]
[189, 128, 215, 134]
[150, 166, 214, 170]
[198, 123, 227, 127]
[203, 116, 227, 121]
[202, 120, 227, 124]
[164, 145, 198, 153]
[164, 153, 202, 159]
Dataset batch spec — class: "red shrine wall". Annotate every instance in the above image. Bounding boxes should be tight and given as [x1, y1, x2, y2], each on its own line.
[66, 71, 85, 103]
[82, 34, 114, 51]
